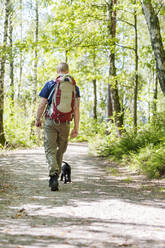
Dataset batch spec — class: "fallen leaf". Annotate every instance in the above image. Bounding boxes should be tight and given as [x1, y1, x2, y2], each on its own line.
[16, 213, 23, 218]
[19, 208, 25, 213]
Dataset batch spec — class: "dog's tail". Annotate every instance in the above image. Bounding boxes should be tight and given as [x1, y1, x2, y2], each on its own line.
[62, 161, 69, 166]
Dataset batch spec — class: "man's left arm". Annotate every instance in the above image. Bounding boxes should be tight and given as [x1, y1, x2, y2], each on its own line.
[70, 97, 80, 138]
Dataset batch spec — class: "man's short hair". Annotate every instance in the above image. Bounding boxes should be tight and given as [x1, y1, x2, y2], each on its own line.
[57, 62, 69, 73]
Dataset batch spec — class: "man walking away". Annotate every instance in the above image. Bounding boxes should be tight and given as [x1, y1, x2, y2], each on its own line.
[35, 62, 80, 191]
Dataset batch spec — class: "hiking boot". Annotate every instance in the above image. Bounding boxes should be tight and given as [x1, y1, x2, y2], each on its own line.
[49, 174, 59, 191]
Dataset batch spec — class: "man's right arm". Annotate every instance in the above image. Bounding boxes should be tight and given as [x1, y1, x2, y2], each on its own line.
[35, 97, 48, 127]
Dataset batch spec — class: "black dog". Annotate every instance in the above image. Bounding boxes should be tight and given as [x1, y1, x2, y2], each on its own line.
[60, 161, 71, 184]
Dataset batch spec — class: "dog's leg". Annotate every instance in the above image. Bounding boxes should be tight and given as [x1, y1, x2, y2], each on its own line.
[68, 173, 71, 182]
[60, 173, 64, 181]
[64, 175, 67, 184]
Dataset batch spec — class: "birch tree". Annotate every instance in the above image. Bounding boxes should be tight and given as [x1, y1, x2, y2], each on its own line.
[141, 0, 165, 95]
[107, 0, 123, 134]
[18, 0, 23, 99]
[9, 8, 14, 108]
[92, 51, 97, 120]
[133, 0, 139, 128]
[0, 0, 10, 145]
[33, 0, 39, 105]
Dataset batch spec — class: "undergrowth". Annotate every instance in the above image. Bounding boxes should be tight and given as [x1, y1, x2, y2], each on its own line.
[92, 112, 165, 179]
[128, 144, 165, 179]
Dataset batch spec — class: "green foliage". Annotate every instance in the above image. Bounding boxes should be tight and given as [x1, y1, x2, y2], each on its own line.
[95, 128, 159, 159]
[106, 167, 119, 176]
[70, 116, 106, 142]
[3, 99, 39, 148]
[129, 144, 165, 179]
[95, 112, 165, 178]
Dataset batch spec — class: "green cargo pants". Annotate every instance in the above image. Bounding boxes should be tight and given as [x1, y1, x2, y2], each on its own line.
[44, 118, 70, 176]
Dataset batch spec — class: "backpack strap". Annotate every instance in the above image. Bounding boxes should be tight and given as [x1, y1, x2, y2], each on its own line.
[47, 81, 57, 105]
[56, 74, 76, 85]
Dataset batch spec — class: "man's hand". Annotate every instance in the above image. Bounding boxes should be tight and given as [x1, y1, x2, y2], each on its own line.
[71, 97, 80, 139]
[70, 128, 78, 138]
[35, 119, 42, 128]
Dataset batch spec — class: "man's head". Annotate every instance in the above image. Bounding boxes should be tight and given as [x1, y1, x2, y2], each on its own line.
[57, 62, 69, 74]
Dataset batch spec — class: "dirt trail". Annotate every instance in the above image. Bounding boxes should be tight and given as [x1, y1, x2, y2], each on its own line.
[0, 143, 165, 248]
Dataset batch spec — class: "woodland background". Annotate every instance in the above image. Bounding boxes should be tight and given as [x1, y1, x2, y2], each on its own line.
[1, 0, 165, 179]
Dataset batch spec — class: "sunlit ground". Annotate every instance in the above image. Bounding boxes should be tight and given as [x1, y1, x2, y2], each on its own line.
[0, 143, 165, 248]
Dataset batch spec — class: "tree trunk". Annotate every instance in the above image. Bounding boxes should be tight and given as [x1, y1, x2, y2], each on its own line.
[18, 0, 23, 99]
[148, 77, 151, 123]
[93, 79, 97, 119]
[31, 0, 39, 138]
[0, 0, 10, 145]
[33, 0, 39, 105]
[141, 0, 165, 96]
[152, 71, 158, 115]
[107, 0, 113, 121]
[133, 0, 139, 129]
[65, 50, 68, 63]
[107, 84, 113, 117]
[9, 12, 14, 107]
[107, 0, 123, 134]
[92, 51, 97, 120]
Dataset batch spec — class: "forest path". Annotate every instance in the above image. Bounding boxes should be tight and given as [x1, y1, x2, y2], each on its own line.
[0, 143, 165, 248]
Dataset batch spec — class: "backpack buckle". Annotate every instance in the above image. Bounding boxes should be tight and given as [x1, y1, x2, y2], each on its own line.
[53, 119, 60, 126]
[66, 120, 70, 125]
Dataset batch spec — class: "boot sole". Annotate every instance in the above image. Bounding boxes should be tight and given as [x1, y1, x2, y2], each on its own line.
[51, 187, 59, 191]
[51, 182, 59, 191]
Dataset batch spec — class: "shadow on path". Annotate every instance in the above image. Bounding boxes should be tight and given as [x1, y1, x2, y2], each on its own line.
[0, 143, 165, 248]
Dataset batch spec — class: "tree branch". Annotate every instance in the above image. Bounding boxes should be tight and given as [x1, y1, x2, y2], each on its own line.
[117, 18, 135, 27]
[91, 3, 107, 8]
[155, 2, 164, 15]
[117, 8, 134, 15]
[116, 43, 135, 51]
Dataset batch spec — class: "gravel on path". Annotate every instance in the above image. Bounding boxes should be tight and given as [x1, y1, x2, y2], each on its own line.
[0, 143, 165, 248]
